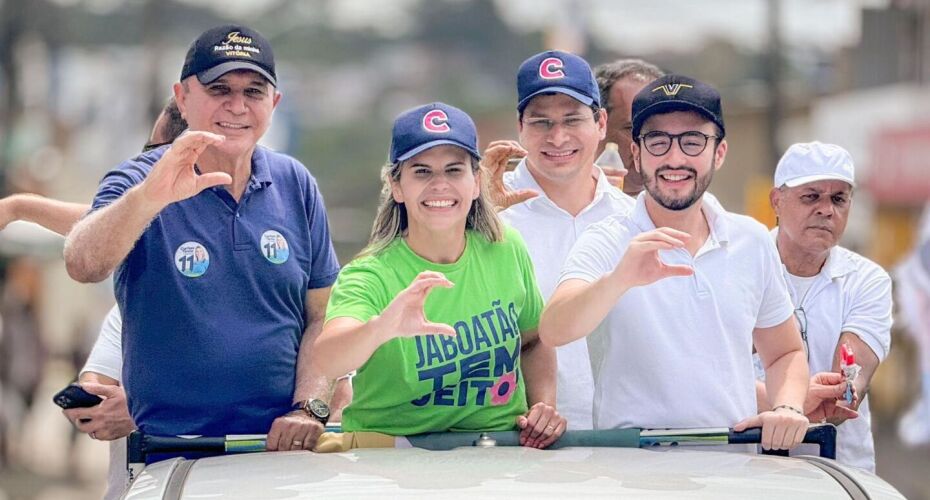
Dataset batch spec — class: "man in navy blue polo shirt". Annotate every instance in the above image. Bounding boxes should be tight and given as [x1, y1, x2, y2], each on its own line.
[64, 24, 341, 454]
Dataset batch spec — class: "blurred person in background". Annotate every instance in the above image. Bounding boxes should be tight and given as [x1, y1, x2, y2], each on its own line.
[896, 204, 930, 447]
[0, 99, 185, 235]
[482, 50, 635, 430]
[311, 102, 562, 449]
[541, 75, 810, 451]
[0, 257, 47, 466]
[63, 24, 341, 456]
[756, 142, 892, 472]
[0, 97, 185, 499]
[594, 58, 665, 196]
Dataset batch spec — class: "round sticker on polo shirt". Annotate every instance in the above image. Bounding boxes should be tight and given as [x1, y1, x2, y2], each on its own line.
[175, 241, 210, 278]
[260, 230, 289, 264]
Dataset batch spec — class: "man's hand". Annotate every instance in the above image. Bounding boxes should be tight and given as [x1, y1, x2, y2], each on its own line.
[516, 402, 565, 449]
[805, 372, 859, 425]
[481, 140, 538, 210]
[266, 410, 325, 451]
[734, 407, 809, 450]
[62, 383, 135, 441]
[139, 131, 231, 210]
[376, 271, 456, 339]
[613, 228, 694, 288]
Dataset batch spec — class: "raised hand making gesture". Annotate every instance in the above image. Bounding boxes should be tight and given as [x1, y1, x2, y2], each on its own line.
[377, 271, 456, 339]
[481, 140, 538, 210]
[540, 227, 694, 347]
[139, 131, 231, 210]
[65, 131, 233, 283]
[311, 271, 456, 379]
[611, 227, 695, 288]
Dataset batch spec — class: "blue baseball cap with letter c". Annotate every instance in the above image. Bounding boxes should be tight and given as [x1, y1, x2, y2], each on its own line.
[517, 50, 600, 113]
[390, 102, 481, 163]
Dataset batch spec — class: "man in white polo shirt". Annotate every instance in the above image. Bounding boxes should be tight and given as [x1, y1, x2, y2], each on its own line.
[758, 142, 893, 470]
[482, 50, 635, 430]
[540, 75, 810, 451]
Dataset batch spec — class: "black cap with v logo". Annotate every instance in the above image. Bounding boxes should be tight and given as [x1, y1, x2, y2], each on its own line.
[631, 74, 724, 139]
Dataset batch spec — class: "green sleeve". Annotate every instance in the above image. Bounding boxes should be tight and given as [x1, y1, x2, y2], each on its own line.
[508, 228, 544, 333]
[325, 258, 389, 324]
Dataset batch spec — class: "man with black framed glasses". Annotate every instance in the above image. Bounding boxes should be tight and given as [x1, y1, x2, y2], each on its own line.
[541, 75, 811, 452]
[755, 142, 892, 472]
[481, 50, 635, 430]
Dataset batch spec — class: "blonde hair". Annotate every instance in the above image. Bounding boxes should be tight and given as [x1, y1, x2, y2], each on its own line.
[358, 155, 503, 258]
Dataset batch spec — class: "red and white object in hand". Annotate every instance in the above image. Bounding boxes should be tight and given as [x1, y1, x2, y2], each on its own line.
[840, 343, 861, 405]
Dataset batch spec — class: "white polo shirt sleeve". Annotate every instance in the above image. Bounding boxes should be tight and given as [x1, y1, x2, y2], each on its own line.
[755, 232, 795, 329]
[843, 265, 893, 361]
[560, 215, 628, 285]
[80, 305, 123, 382]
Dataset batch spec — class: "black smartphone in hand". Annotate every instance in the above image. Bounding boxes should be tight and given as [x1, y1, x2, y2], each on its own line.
[53, 383, 103, 409]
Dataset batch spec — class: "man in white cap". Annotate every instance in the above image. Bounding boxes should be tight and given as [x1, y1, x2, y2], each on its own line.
[759, 141, 893, 471]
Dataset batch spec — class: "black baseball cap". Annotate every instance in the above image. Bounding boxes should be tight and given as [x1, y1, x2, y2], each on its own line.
[180, 25, 276, 87]
[631, 75, 724, 139]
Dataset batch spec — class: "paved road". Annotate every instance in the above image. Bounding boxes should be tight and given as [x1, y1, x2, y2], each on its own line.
[875, 419, 930, 500]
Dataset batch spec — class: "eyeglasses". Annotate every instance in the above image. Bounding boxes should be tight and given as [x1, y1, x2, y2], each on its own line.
[638, 131, 718, 157]
[522, 115, 593, 134]
[794, 306, 810, 362]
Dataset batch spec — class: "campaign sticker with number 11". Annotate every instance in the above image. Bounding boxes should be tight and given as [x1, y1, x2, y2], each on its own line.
[261, 230, 289, 264]
[175, 241, 210, 277]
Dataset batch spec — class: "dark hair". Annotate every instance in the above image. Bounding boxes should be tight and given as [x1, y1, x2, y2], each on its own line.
[594, 59, 664, 112]
[142, 97, 188, 152]
[160, 98, 187, 143]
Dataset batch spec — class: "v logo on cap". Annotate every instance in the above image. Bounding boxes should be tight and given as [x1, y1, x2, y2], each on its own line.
[539, 57, 565, 80]
[652, 83, 694, 97]
[422, 110, 451, 133]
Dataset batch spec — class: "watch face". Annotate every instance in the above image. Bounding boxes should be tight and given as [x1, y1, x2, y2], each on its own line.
[308, 399, 330, 418]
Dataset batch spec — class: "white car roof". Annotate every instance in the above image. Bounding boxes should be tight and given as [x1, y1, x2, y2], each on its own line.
[125, 446, 905, 499]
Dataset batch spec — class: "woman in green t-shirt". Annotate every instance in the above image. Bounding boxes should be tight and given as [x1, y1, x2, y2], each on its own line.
[311, 102, 564, 449]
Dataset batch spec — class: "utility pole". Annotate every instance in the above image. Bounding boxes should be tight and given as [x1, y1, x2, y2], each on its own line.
[765, 0, 783, 172]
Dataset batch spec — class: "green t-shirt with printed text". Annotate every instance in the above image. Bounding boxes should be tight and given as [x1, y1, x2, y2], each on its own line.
[326, 227, 544, 435]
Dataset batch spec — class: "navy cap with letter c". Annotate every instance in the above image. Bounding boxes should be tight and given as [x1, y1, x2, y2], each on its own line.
[631, 74, 725, 139]
[517, 50, 600, 113]
[390, 102, 481, 163]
